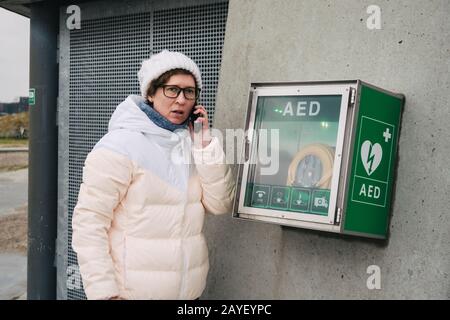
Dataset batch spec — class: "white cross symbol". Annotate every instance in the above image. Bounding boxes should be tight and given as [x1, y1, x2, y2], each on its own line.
[383, 128, 392, 143]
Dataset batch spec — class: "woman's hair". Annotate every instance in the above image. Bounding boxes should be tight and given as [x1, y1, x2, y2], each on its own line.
[146, 68, 197, 100]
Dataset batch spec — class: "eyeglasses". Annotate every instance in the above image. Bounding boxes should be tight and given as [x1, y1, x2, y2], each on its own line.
[160, 85, 200, 100]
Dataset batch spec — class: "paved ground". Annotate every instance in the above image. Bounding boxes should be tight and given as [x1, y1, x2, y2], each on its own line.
[0, 254, 26, 300]
[0, 168, 28, 300]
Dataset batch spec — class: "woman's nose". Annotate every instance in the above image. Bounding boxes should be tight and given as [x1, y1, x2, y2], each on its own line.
[176, 91, 187, 104]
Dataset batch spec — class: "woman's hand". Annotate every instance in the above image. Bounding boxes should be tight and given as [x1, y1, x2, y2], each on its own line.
[188, 105, 212, 149]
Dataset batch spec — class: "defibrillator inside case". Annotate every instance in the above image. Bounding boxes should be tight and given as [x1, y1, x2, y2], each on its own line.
[233, 80, 404, 239]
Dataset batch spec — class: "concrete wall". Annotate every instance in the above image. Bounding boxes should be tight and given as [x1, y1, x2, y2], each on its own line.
[204, 0, 449, 299]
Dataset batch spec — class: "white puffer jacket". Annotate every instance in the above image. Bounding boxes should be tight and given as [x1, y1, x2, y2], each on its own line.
[72, 95, 235, 300]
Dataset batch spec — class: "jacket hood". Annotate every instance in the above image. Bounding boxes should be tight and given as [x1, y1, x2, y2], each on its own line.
[108, 95, 189, 142]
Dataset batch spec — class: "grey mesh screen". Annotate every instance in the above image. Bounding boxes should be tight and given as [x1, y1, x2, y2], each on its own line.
[67, 2, 228, 300]
[153, 3, 228, 119]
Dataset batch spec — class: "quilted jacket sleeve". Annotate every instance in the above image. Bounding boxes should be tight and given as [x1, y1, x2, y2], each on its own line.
[71, 147, 133, 300]
[192, 136, 236, 215]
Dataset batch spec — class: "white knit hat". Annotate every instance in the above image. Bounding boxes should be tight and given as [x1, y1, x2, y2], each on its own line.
[137, 50, 202, 97]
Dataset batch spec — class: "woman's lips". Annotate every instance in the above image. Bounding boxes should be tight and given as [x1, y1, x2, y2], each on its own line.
[171, 111, 184, 118]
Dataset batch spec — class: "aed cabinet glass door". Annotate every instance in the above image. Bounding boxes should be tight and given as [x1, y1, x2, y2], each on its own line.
[240, 85, 351, 225]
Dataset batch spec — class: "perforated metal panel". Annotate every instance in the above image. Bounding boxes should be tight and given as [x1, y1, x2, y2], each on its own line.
[153, 3, 228, 119]
[66, 1, 228, 300]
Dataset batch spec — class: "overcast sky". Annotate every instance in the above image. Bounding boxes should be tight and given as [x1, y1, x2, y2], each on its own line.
[0, 7, 29, 103]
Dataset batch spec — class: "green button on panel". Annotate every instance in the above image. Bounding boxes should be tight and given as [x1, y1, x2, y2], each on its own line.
[270, 186, 290, 210]
[311, 189, 330, 216]
[289, 188, 311, 212]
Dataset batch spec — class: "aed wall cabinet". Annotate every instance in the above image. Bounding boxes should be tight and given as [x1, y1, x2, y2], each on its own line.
[232, 80, 405, 239]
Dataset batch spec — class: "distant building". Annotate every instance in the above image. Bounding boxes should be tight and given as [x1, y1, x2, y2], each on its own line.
[0, 97, 29, 115]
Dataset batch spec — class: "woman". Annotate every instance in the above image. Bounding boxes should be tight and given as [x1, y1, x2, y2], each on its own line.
[72, 50, 235, 300]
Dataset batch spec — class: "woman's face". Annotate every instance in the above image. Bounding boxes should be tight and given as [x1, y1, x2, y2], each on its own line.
[149, 73, 197, 125]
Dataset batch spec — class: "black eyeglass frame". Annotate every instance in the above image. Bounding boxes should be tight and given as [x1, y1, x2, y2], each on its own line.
[160, 85, 201, 100]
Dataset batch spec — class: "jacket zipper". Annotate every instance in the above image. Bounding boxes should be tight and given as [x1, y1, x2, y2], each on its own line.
[178, 238, 187, 299]
[123, 235, 127, 290]
[178, 201, 189, 299]
[178, 177, 189, 299]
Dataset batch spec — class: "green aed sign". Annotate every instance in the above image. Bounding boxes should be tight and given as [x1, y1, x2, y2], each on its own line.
[29, 88, 35, 105]
[344, 84, 404, 238]
[352, 116, 394, 207]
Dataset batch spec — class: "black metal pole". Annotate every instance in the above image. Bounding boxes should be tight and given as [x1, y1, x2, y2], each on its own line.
[27, 1, 59, 300]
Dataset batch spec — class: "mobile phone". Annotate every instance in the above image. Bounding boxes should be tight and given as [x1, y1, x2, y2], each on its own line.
[189, 107, 201, 124]
[190, 104, 203, 133]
